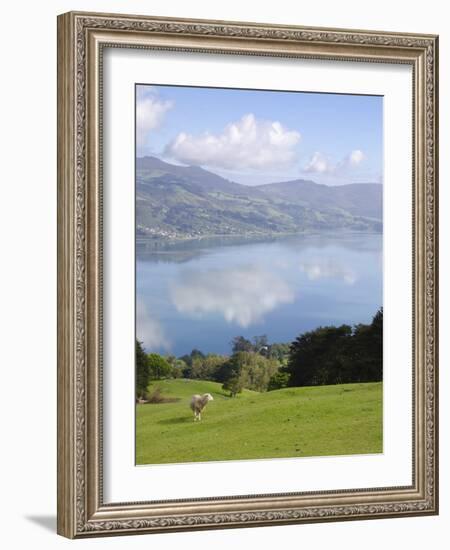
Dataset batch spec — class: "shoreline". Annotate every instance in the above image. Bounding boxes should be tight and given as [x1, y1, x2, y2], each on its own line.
[136, 228, 383, 251]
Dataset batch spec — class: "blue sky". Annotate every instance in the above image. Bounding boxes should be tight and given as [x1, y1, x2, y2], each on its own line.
[136, 84, 383, 186]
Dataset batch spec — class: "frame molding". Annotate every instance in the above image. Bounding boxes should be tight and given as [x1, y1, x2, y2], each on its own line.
[57, 11, 438, 538]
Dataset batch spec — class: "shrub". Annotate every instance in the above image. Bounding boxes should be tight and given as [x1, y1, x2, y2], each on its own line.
[267, 371, 290, 391]
[141, 386, 180, 404]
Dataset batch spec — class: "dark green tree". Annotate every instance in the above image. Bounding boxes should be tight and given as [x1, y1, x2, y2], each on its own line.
[222, 374, 245, 398]
[214, 358, 234, 383]
[286, 324, 353, 386]
[350, 308, 383, 382]
[285, 309, 383, 387]
[136, 340, 151, 398]
[221, 353, 244, 397]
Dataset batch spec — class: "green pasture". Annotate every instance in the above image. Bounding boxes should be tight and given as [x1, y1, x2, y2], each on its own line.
[136, 379, 382, 465]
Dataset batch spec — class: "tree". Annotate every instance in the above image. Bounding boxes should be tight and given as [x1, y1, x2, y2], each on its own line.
[286, 325, 353, 386]
[214, 358, 234, 383]
[350, 308, 383, 382]
[179, 354, 192, 368]
[136, 340, 150, 398]
[267, 342, 290, 363]
[242, 352, 279, 391]
[190, 348, 205, 361]
[148, 353, 172, 380]
[165, 355, 187, 378]
[221, 351, 279, 394]
[221, 353, 245, 397]
[178, 348, 206, 373]
[285, 309, 383, 387]
[252, 335, 269, 355]
[231, 335, 270, 355]
[268, 371, 290, 391]
[190, 354, 228, 381]
[231, 336, 253, 354]
[222, 374, 245, 398]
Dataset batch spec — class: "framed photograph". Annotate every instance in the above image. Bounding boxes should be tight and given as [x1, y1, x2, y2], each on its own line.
[57, 11, 439, 538]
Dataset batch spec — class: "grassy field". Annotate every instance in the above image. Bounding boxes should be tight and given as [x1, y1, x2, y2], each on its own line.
[136, 379, 382, 465]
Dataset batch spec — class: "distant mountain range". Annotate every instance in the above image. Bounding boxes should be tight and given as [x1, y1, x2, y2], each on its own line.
[136, 156, 382, 241]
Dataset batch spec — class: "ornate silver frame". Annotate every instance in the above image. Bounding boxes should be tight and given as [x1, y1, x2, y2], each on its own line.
[57, 11, 439, 538]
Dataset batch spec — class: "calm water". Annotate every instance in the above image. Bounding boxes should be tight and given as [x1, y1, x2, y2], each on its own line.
[136, 233, 382, 356]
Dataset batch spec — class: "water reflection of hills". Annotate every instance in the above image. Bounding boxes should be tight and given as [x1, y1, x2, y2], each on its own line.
[136, 235, 276, 263]
[136, 232, 381, 263]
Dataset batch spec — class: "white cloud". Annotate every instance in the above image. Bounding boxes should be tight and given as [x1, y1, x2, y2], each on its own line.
[304, 151, 333, 174]
[299, 259, 357, 285]
[136, 87, 173, 150]
[136, 300, 171, 351]
[347, 149, 365, 166]
[304, 149, 366, 175]
[165, 113, 301, 170]
[170, 265, 295, 328]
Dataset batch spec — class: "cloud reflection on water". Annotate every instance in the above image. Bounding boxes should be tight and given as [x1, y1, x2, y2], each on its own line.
[299, 258, 357, 285]
[136, 300, 171, 351]
[170, 265, 295, 328]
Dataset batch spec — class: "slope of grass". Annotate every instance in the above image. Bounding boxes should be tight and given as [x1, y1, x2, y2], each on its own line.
[136, 379, 382, 465]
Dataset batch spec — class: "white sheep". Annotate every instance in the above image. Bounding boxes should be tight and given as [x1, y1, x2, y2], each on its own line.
[190, 393, 214, 421]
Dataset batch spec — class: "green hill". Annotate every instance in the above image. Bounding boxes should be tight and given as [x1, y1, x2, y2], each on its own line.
[256, 179, 383, 220]
[136, 379, 382, 465]
[136, 156, 383, 242]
